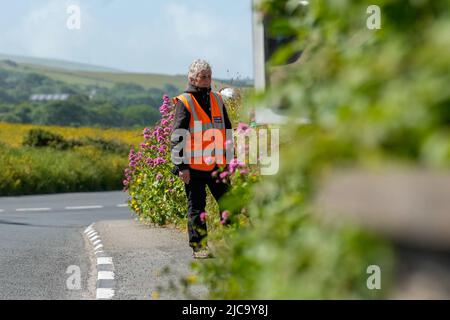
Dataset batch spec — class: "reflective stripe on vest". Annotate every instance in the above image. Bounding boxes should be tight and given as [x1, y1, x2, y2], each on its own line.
[211, 92, 226, 130]
[178, 93, 199, 122]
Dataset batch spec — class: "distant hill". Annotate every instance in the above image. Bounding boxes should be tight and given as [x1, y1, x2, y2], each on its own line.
[0, 54, 188, 91]
[0, 53, 252, 91]
[0, 53, 121, 73]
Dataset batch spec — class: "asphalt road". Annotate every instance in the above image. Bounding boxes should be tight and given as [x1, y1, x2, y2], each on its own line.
[93, 219, 207, 300]
[0, 191, 132, 300]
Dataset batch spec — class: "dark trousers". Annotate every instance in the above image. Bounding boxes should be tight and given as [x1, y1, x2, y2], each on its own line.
[184, 176, 229, 248]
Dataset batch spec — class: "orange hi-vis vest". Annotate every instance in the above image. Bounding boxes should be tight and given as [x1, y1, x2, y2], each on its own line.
[172, 92, 228, 171]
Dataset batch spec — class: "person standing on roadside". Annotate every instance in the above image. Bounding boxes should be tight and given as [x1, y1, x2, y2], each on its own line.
[170, 59, 233, 259]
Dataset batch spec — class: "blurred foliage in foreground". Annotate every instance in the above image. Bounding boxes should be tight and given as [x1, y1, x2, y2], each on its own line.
[191, 0, 449, 299]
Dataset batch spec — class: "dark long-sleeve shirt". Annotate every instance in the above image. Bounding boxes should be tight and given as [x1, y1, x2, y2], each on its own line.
[170, 84, 233, 179]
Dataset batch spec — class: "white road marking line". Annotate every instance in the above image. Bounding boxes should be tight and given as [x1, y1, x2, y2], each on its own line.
[116, 204, 128, 207]
[88, 231, 115, 300]
[98, 271, 115, 280]
[84, 223, 94, 233]
[97, 257, 113, 265]
[89, 235, 100, 241]
[16, 208, 51, 212]
[96, 288, 114, 299]
[65, 205, 104, 210]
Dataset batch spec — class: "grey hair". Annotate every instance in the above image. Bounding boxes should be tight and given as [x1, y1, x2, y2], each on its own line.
[188, 59, 212, 83]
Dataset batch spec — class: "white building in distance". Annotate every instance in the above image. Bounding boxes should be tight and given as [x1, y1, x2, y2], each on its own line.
[30, 94, 70, 101]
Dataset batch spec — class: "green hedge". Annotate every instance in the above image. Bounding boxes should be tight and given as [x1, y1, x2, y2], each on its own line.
[188, 0, 449, 299]
[0, 144, 127, 196]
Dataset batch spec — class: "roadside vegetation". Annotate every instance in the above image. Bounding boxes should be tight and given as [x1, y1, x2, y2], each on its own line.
[0, 123, 140, 196]
[125, 0, 449, 299]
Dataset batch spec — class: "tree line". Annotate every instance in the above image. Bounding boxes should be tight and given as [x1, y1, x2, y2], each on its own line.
[0, 66, 180, 128]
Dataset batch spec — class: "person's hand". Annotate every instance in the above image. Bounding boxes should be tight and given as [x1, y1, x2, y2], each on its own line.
[179, 169, 190, 184]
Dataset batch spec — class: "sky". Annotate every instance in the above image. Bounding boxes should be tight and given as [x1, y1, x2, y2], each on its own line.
[0, 0, 254, 79]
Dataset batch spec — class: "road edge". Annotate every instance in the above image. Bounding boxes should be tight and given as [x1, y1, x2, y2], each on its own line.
[84, 223, 116, 300]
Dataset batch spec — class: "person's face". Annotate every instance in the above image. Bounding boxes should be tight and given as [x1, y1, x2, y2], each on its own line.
[193, 70, 212, 88]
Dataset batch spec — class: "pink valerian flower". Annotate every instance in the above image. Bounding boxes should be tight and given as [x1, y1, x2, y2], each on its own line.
[200, 212, 206, 222]
[124, 96, 176, 194]
[237, 122, 251, 134]
[135, 152, 143, 162]
[143, 127, 151, 139]
[220, 210, 230, 225]
[229, 158, 245, 173]
[159, 105, 169, 114]
[154, 157, 167, 165]
[239, 169, 249, 175]
[146, 158, 154, 167]
[155, 128, 163, 138]
[158, 145, 167, 153]
[219, 171, 229, 179]
[221, 210, 230, 220]
[162, 95, 171, 105]
[128, 149, 136, 161]
[156, 173, 163, 181]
